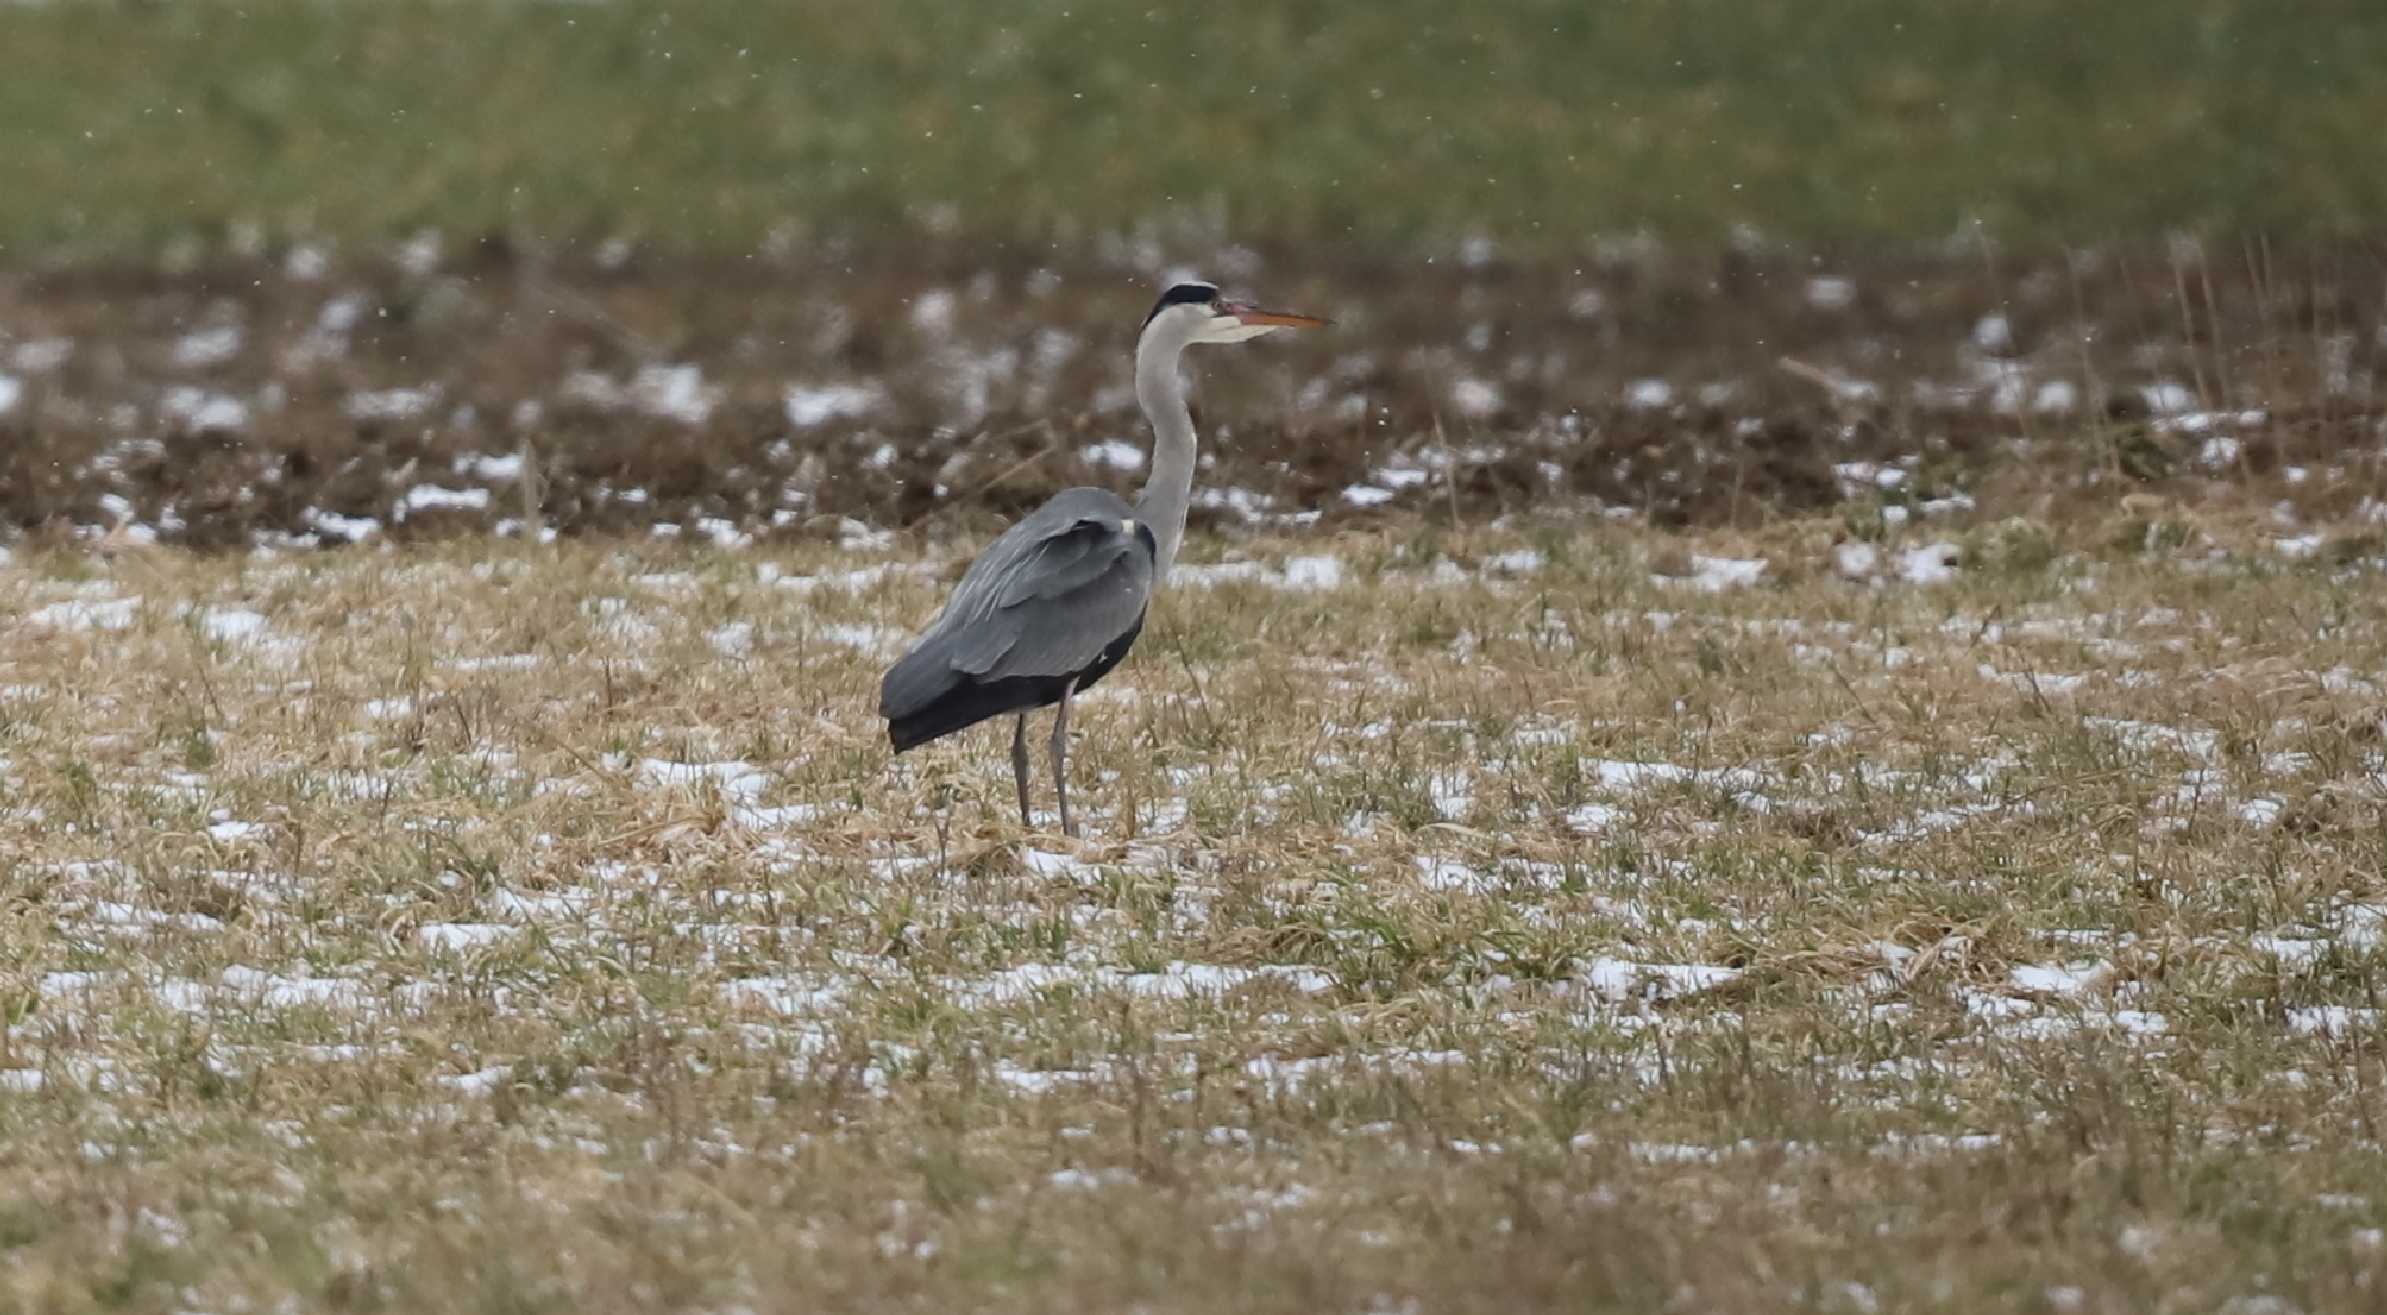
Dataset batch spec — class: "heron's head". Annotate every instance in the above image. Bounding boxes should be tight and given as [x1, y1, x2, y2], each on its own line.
[1140, 281, 1329, 348]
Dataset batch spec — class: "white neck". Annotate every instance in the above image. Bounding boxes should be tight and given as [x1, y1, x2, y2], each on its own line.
[1133, 326, 1198, 582]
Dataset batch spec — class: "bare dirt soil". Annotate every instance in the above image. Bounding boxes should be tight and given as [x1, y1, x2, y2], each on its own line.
[5, 237, 2381, 552]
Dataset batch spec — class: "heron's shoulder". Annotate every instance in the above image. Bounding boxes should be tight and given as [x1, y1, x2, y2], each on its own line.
[1001, 487, 1142, 546]
[1030, 486, 1136, 524]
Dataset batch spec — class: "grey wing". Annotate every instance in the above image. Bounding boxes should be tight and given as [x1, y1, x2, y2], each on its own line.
[880, 489, 1154, 714]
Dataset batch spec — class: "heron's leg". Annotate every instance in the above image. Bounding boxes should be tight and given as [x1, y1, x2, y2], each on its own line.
[1011, 713, 1034, 828]
[1050, 679, 1079, 838]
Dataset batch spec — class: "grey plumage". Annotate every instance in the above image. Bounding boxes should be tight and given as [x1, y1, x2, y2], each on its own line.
[878, 281, 1326, 836]
[878, 488, 1153, 743]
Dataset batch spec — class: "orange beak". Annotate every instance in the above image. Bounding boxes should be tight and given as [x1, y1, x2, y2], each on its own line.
[1223, 302, 1331, 329]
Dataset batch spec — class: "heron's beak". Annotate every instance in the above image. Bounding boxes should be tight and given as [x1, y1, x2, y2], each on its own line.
[1223, 302, 1330, 330]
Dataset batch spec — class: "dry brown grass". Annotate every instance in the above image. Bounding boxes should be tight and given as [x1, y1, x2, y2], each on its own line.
[3, 500, 2386, 1311]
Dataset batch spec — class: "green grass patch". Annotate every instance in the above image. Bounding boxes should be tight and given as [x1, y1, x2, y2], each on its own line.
[2, 0, 2385, 260]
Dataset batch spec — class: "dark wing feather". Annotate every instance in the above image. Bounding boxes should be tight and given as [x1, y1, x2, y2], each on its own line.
[980, 539, 1149, 680]
[879, 488, 1154, 729]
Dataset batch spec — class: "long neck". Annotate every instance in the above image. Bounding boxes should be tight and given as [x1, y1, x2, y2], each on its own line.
[1133, 331, 1197, 582]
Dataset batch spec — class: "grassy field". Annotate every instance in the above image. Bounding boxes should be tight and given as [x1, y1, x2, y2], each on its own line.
[4, 0, 2387, 259]
[6, 3, 2387, 1307]
[3, 498, 2386, 1310]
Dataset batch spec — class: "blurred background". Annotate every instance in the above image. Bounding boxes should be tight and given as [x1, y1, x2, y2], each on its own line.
[3, 0, 2384, 546]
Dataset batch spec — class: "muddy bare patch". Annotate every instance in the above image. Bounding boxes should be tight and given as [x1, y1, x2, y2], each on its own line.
[2, 237, 2382, 550]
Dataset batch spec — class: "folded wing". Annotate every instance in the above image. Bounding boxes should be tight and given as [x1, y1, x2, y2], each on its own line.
[880, 488, 1156, 749]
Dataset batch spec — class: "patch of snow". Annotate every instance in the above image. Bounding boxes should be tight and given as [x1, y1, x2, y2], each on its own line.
[395, 230, 443, 276]
[694, 516, 750, 549]
[344, 385, 440, 423]
[1121, 962, 1335, 999]
[636, 758, 769, 804]
[444, 654, 541, 672]
[2161, 408, 2267, 435]
[772, 562, 925, 595]
[722, 976, 845, 1014]
[1624, 378, 1674, 410]
[1282, 555, 1344, 590]
[1805, 276, 1854, 309]
[401, 485, 492, 514]
[1565, 801, 1623, 835]
[1899, 542, 1962, 585]
[417, 923, 519, 952]
[1658, 555, 1767, 593]
[171, 324, 243, 369]
[1190, 486, 1275, 522]
[1175, 560, 1271, 588]
[455, 451, 524, 481]
[29, 597, 141, 631]
[818, 623, 900, 656]
[1025, 848, 1109, 880]
[440, 1066, 510, 1094]
[1429, 772, 1472, 820]
[284, 244, 329, 281]
[199, 608, 270, 643]
[1833, 461, 1908, 494]
[1976, 664, 2086, 697]
[783, 382, 883, 428]
[1450, 378, 1502, 417]
[1083, 439, 1144, 470]
[2251, 935, 2323, 967]
[837, 519, 894, 551]
[1416, 856, 1487, 892]
[219, 966, 367, 1011]
[709, 622, 755, 656]
[1579, 957, 1740, 1003]
[631, 364, 719, 425]
[308, 509, 382, 543]
[160, 387, 249, 433]
[11, 338, 72, 372]
[2286, 1007, 2377, 1036]
[1483, 548, 1544, 575]
[911, 289, 956, 335]
[2009, 961, 2114, 996]
[2084, 718, 2219, 763]
[732, 802, 819, 830]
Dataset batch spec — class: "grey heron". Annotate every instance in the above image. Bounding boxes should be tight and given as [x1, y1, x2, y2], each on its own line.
[878, 282, 1327, 836]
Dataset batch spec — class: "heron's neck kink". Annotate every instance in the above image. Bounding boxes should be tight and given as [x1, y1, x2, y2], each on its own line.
[1133, 336, 1197, 582]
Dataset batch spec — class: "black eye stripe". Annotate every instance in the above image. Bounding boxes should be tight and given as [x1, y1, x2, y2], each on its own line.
[1142, 282, 1220, 327]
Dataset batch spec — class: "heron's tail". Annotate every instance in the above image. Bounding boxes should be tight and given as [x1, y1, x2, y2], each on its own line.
[880, 642, 954, 751]
[882, 643, 1052, 752]
[885, 681, 1035, 752]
